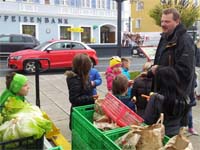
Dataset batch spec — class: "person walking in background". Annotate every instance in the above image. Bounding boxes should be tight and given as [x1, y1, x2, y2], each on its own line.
[89, 67, 102, 95]
[105, 56, 122, 91]
[145, 8, 195, 127]
[195, 38, 200, 100]
[131, 62, 152, 118]
[121, 57, 133, 97]
[187, 43, 200, 135]
[112, 74, 136, 112]
[65, 54, 98, 130]
[0, 72, 29, 111]
[144, 66, 188, 137]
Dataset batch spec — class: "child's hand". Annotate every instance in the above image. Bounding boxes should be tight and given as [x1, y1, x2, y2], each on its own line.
[131, 96, 137, 103]
[91, 81, 95, 87]
[140, 72, 147, 77]
[141, 94, 150, 101]
[93, 95, 99, 100]
[128, 80, 134, 87]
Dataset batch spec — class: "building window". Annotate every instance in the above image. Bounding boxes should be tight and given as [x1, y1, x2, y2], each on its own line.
[106, 0, 110, 9]
[81, 27, 91, 43]
[54, 0, 60, 5]
[91, 0, 96, 8]
[22, 25, 36, 37]
[45, 0, 50, 4]
[60, 0, 69, 5]
[60, 26, 71, 40]
[135, 19, 141, 29]
[111, 1, 116, 10]
[96, 0, 105, 9]
[81, 0, 91, 8]
[136, 1, 144, 11]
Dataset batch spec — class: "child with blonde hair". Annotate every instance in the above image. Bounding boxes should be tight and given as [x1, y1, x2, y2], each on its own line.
[105, 56, 122, 91]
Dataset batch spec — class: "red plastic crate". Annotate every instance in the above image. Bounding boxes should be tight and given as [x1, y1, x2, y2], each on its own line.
[101, 93, 144, 127]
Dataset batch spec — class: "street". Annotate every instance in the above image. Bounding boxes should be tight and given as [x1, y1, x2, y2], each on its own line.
[0, 56, 147, 76]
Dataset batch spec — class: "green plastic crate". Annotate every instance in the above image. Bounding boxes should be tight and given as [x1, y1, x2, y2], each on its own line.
[72, 104, 170, 150]
[72, 104, 108, 149]
[72, 130, 91, 150]
[48, 146, 63, 150]
[103, 126, 170, 150]
[72, 104, 130, 150]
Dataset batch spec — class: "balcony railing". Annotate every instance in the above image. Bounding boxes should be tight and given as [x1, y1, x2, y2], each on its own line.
[0, 1, 117, 18]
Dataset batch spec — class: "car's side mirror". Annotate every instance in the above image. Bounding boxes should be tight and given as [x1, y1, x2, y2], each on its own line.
[46, 47, 52, 52]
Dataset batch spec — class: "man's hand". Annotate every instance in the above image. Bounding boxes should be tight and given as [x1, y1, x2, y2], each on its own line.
[151, 65, 158, 75]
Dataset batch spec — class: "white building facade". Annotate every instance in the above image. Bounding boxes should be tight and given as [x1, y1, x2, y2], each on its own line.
[0, 0, 131, 43]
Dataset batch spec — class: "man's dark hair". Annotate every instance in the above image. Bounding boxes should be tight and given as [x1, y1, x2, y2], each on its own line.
[162, 8, 180, 21]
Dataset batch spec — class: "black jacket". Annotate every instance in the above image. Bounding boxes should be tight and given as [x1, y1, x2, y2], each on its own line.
[66, 71, 94, 107]
[152, 24, 195, 95]
[66, 71, 94, 130]
[131, 76, 152, 110]
[144, 93, 186, 137]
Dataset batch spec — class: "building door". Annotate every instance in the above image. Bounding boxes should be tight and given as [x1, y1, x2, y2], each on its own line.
[100, 25, 116, 43]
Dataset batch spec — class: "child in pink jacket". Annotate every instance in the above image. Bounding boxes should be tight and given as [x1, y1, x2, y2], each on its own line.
[105, 56, 122, 91]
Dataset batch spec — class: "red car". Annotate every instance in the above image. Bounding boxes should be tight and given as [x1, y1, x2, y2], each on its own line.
[8, 40, 98, 73]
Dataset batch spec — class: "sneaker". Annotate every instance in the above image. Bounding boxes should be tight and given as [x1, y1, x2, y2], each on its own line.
[188, 128, 199, 135]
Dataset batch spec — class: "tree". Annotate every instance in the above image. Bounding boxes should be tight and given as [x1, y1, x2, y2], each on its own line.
[149, 0, 200, 28]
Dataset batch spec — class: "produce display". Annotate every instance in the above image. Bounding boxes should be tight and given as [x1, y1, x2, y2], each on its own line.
[0, 97, 52, 142]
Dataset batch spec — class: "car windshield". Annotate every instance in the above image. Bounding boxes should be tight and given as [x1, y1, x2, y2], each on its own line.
[34, 41, 51, 50]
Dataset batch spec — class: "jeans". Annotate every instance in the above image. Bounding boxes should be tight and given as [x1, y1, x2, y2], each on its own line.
[188, 107, 193, 129]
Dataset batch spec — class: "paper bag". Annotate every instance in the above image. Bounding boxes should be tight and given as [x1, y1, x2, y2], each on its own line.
[136, 113, 165, 150]
[115, 127, 141, 150]
[163, 128, 193, 150]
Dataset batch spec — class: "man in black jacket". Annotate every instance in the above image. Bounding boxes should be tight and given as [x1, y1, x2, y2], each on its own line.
[146, 8, 196, 129]
[148, 8, 195, 97]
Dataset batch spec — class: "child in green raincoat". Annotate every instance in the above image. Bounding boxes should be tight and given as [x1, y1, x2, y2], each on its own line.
[0, 72, 29, 111]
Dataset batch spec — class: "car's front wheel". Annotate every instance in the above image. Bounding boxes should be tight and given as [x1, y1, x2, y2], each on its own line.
[23, 60, 39, 74]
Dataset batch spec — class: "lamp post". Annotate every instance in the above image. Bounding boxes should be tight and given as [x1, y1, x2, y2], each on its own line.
[114, 0, 126, 57]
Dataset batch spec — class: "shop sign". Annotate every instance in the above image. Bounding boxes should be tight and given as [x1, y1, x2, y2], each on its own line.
[67, 27, 84, 32]
[0, 15, 68, 24]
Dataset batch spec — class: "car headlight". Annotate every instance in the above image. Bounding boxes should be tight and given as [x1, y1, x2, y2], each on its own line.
[10, 56, 22, 60]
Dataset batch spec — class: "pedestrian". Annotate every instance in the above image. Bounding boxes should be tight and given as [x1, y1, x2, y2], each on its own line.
[146, 8, 195, 126]
[89, 67, 102, 95]
[65, 53, 98, 130]
[187, 44, 200, 135]
[144, 66, 188, 137]
[187, 91, 198, 135]
[121, 57, 133, 96]
[105, 56, 122, 91]
[0, 72, 29, 111]
[131, 61, 152, 118]
[195, 39, 200, 100]
[112, 74, 136, 112]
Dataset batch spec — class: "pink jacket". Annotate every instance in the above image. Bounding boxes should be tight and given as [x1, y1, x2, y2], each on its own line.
[105, 67, 121, 91]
